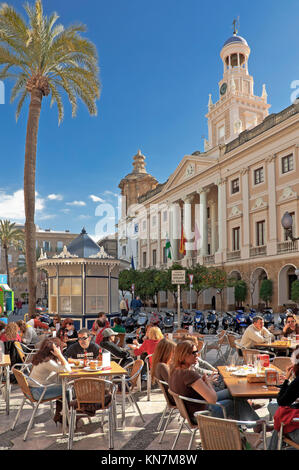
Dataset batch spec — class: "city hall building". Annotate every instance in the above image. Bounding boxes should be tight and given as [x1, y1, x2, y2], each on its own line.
[118, 31, 299, 312]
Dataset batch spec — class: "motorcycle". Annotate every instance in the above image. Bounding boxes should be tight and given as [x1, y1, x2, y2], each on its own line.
[194, 310, 206, 334]
[263, 308, 275, 330]
[206, 310, 219, 334]
[181, 310, 193, 330]
[124, 311, 138, 333]
[162, 310, 175, 332]
[136, 311, 148, 329]
[221, 311, 235, 331]
[245, 308, 256, 326]
[234, 309, 247, 334]
[149, 311, 163, 329]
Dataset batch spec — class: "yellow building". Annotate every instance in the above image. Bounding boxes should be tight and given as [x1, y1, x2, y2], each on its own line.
[118, 31, 299, 312]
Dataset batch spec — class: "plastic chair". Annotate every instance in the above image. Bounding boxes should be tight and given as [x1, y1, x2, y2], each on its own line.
[168, 390, 227, 450]
[272, 357, 292, 373]
[11, 363, 59, 441]
[195, 412, 267, 450]
[277, 418, 299, 450]
[157, 379, 178, 443]
[67, 377, 116, 450]
[113, 359, 145, 423]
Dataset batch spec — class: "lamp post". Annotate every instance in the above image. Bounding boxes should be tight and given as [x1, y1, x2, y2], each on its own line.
[281, 212, 299, 242]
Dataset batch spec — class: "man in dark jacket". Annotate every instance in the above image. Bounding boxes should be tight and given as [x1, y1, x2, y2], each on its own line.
[130, 296, 142, 314]
[100, 328, 132, 367]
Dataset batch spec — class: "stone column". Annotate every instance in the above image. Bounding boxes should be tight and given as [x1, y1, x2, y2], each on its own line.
[183, 195, 193, 260]
[215, 178, 227, 263]
[241, 167, 250, 259]
[157, 209, 161, 268]
[266, 154, 277, 256]
[198, 189, 208, 256]
[210, 201, 217, 254]
[146, 210, 150, 267]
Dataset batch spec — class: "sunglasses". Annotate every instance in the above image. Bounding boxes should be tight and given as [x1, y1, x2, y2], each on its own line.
[78, 336, 89, 341]
[192, 350, 199, 355]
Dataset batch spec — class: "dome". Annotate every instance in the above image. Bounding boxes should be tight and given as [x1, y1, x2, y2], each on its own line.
[223, 35, 248, 48]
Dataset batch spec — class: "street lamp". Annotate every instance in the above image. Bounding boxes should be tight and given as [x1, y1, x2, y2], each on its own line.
[281, 212, 299, 242]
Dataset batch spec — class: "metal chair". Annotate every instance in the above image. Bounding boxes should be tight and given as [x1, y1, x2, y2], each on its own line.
[157, 379, 179, 443]
[67, 377, 116, 450]
[195, 412, 267, 450]
[113, 359, 145, 423]
[272, 356, 292, 373]
[168, 389, 227, 450]
[144, 353, 153, 401]
[203, 330, 228, 362]
[14, 341, 39, 364]
[11, 363, 58, 441]
[277, 418, 299, 450]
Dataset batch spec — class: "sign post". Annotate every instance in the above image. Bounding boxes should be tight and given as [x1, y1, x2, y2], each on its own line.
[188, 273, 194, 311]
[171, 270, 186, 330]
[131, 283, 135, 299]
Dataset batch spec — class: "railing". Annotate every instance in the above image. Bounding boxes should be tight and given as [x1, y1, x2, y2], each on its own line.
[277, 240, 298, 253]
[250, 245, 267, 257]
[226, 250, 241, 261]
[203, 255, 215, 265]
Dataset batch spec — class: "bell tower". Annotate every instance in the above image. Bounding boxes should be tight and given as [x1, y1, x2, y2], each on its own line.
[205, 25, 271, 150]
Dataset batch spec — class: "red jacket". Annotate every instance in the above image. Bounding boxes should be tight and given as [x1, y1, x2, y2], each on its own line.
[274, 406, 299, 434]
[0, 333, 22, 342]
[95, 327, 108, 345]
[34, 319, 49, 330]
[134, 339, 160, 366]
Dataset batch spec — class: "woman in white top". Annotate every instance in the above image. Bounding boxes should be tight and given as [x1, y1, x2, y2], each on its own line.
[29, 337, 71, 423]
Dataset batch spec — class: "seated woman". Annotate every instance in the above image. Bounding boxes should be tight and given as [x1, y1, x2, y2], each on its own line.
[100, 328, 132, 367]
[49, 314, 61, 331]
[16, 320, 39, 347]
[151, 338, 176, 405]
[130, 326, 164, 367]
[61, 319, 78, 346]
[268, 346, 299, 450]
[29, 337, 72, 424]
[168, 340, 262, 428]
[91, 312, 110, 337]
[0, 322, 21, 342]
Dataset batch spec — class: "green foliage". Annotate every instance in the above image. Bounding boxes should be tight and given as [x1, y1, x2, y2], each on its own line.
[234, 280, 247, 306]
[291, 279, 299, 303]
[259, 279, 273, 307]
[118, 269, 137, 296]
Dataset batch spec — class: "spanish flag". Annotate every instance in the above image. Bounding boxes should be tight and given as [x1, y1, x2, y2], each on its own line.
[179, 225, 187, 255]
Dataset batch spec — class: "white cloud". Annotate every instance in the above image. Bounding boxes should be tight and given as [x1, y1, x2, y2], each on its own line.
[104, 190, 119, 198]
[66, 200, 86, 206]
[0, 189, 45, 222]
[48, 194, 63, 201]
[89, 195, 104, 203]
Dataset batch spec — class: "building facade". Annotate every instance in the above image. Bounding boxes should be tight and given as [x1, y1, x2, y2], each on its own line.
[118, 31, 299, 312]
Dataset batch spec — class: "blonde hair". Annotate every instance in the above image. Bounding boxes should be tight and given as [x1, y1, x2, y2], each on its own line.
[151, 338, 176, 383]
[148, 326, 164, 341]
[4, 322, 19, 340]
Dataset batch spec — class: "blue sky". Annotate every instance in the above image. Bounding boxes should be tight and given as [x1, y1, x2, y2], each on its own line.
[1, 0, 299, 240]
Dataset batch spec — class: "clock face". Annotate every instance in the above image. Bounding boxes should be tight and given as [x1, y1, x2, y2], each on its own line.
[220, 82, 227, 96]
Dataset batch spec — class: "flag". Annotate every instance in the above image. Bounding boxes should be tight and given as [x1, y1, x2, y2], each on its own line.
[179, 225, 187, 255]
[131, 255, 135, 270]
[165, 239, 172, 260]
[193, 222, 201, 251]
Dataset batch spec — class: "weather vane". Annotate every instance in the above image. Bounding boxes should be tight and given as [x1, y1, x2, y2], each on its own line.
[232, 17, 240, 35]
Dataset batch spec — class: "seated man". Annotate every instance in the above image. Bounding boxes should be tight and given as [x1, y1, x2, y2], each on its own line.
[64, 328, 100, 362]
[239, 315, 274, 349]
[100, 328, 132, 367]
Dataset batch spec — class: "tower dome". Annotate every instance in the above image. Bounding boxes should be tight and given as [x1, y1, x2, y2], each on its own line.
[223, 34, 248, 48]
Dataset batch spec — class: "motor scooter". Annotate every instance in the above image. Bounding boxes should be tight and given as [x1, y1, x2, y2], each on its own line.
[263, 308, 275, 330]
[162, 311, 175, 332]
[206, 310, 219, 334]
[234, 309, 247, 334]
[194, 310, 206, 334]
[181, 310, 193, 330]
[221, 311, 234, 331]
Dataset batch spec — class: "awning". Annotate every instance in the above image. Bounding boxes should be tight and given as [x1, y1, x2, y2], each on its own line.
[0, 284, 12, 292]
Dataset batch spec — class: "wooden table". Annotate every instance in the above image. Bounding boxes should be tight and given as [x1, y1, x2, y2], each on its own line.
[255, 340, 297, 356]
[0, 355, 11, 415]
[59, 361, 127, 435]
[218, 365, 281, 399]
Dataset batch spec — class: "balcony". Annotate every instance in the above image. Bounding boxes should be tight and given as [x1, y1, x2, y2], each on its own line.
[277, 240, 298, 253]
[250, 245, 266, 258]
[203, 255, 215, 265]
[227, 250, 241, 261]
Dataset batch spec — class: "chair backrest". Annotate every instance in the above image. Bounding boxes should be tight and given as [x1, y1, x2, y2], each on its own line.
[14, 341, 25, 363]
[158, 379, 176, 408]
[74, 378, 111, 409]
[145, 354, 153, 371]
[217, 330, 227, 345]
[272, 356, 292, 372]
[195, 413, 243, 450]
[227, 334, 238, 349]
[168, 390, 196, 428]
[12, 366, 35, 402]
[127, 359, 144, 389]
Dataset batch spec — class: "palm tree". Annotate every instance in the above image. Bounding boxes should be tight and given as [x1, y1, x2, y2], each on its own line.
[0, 1, 100, 315]
[0, 220, 24, 286]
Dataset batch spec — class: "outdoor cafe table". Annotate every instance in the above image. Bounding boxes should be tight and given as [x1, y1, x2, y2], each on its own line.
[59, 361, 127, 435]
[254, 340, 297, 356]
[217, 365, 281, 400]
[0, 354, 10, 415]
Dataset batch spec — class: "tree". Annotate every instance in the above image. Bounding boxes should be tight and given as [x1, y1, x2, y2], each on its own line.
[0, 220, 24, 286]
[0, 1, 100, 315]
[206, 268, 227, 312]
[119, 269, 137, 297]
[259, 279, 273, 307]
[186, 264, 209, 308]
[234, 280, 247, 308]
[291, 279, 299, 304]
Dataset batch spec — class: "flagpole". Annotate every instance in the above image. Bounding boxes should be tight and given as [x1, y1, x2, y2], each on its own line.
[177, 284, 181, 330]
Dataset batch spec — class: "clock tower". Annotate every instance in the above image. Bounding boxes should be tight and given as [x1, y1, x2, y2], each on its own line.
[205, 29, 271, 150]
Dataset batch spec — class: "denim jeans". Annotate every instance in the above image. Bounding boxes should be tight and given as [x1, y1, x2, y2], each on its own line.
[30, 384, 62, 401]
[209, 389, 259, 424]
[268, 428, 299, 450]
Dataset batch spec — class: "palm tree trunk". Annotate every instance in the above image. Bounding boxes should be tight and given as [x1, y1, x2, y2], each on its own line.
[24, 88, 43, 316]
[4, 244, 10, 286]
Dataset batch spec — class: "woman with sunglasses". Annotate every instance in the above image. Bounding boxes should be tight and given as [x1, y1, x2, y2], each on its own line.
[168, 341, 262, 428]
[282, 313, 299, 337]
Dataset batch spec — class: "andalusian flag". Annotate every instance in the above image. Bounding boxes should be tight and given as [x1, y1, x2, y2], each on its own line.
[179, 225, 187, 255]
[165, 239, 172, 259]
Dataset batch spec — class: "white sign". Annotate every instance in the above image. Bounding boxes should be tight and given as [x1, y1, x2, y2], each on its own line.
[102, 351, 111, 368]
[171, 270, 186, 284]
[188, 274, 194, 284]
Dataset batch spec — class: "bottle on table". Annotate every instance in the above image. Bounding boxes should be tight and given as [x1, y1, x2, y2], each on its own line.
[83, 350, 88, 367]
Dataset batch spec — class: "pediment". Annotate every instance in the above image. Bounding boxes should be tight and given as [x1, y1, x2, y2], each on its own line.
[163, 155, 214, 192]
